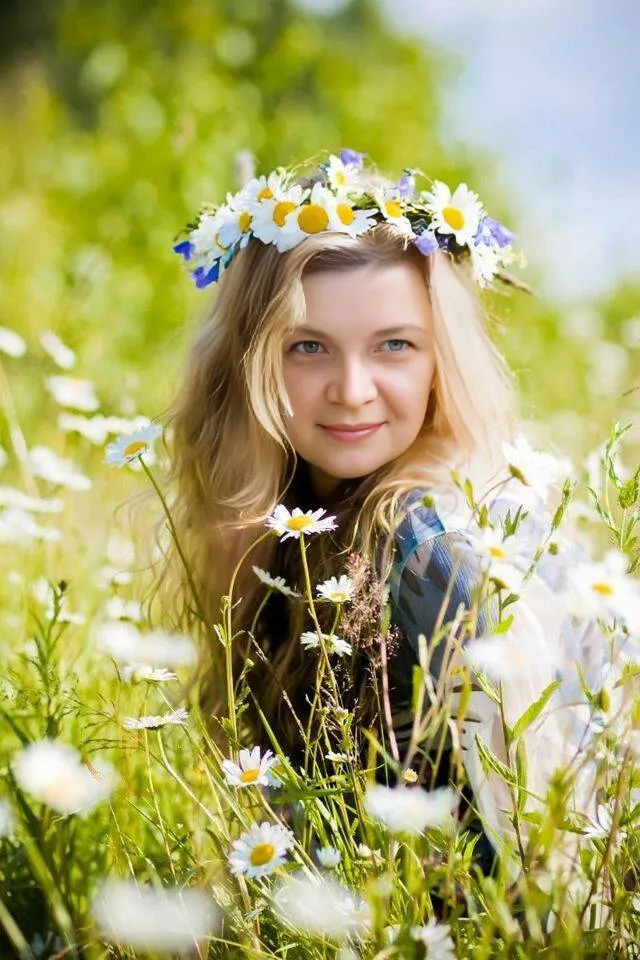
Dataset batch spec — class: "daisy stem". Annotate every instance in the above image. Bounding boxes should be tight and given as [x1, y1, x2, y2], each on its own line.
[297, 536, 341, 707]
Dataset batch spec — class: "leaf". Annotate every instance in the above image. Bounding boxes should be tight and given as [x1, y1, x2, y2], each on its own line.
[493, 614, 514, 635]
[509, 679, 562, 743]
[474, 735, 518, 787]
[515, 738, 528, 815]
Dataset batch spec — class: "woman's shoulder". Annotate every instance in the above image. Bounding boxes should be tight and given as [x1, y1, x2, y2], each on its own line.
[391, 484, 475, 570]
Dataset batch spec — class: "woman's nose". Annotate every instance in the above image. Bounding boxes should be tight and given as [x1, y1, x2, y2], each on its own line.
[325, 357, 378, 408]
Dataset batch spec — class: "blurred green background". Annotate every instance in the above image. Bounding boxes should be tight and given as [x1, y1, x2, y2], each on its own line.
[1, 0, 640, 487]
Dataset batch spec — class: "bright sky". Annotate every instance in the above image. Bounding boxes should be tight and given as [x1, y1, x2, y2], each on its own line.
[378, 0, 640, 301]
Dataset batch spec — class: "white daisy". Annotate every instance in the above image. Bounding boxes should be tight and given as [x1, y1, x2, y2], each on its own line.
[215, 189, 254, 250]
[423, 181, 483, 246]
[121, 665, 177, 683]
[228, 821, 294, 878]
[328, 193, 377, 238]
[264, 756, 289, 789]
[58, 413, 111, 445]
[266, 505, 337, 540]
[324, 154, 362, 191]
[316, 575, 355, 604]
[562, 550, 640, 625]
[104, 423, 162, 467]
[45, 376, 99, 412]
[582, 801, 627, 842]
[465, 630, 561, 681]
[122, 708, 188, 730]
[252, 565, 299, 597]
[0, 326, 27, 358]
[187, 209, 230, 275]
[273, 872, 370, 939]
[364, 784, 457, 836]
[40, 331, 75, 369]
[92, 879, 220, 953]
[221, 747, 277, 788]
[28, 446, 91, 491]
[103, 597, 144, 621]
[12, 739, 115, 815]
[372, 188, 412, 233]
[300, 631, 353, 657]
[0, 486, 63, 514]
[502, 434, 572, 506]
[0, 507, 60, 544]
[411, 918, 456, 960]
[317, 845, 342, 868]
[96, 621, 198, 668]
[250, 175, 307, 252]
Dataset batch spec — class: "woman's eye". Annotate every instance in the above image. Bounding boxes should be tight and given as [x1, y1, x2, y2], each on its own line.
[383, 339, 410, 352]
[291, 341, 324, 355]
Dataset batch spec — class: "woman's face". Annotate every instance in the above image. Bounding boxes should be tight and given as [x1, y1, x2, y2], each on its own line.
[282, 261, 436, 498]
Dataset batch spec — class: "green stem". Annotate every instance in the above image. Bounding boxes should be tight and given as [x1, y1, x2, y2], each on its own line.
[0, 897, 34, 959]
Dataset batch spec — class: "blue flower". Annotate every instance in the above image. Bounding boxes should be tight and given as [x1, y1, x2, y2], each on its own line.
[173, 240, 193, 261]
[339, 148, 365, 170]
[475, 217, 515, 249]
[192, 262, 220, 288]
[397, 171, 415, 199]
[414, 229, 438, 256]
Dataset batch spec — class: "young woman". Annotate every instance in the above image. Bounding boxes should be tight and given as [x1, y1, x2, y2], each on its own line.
[165, 151, 603, 875]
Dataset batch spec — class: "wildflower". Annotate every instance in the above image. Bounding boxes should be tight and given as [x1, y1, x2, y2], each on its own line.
[228, 821, 294, 878]
[92, 879, 220, 953]
[0, 486, 63, 514]
[0, 326, 27, 357]
[0, 507, 61, 544]
[40, 331, 75, 369]
[45, 376, 99, 412]
[266, 505, 337, 540]
[562, 550, 640, 625]
[316, 575, 355, 604]
[264, 756, 288, 789]
[326, 751, 348, 763]
[221, 747, 278, 788]
[121, 665, 176, 683]
[339, 147, 365, 169]
[356, 843, 383, 863]
[28, 446, 91, 491]
[300, 631, 353, 658]
[466, 630, 561, 681]
[122, 708, 188, 730]
[411, 918, 456, 960]
[469, 240, 502, 287]
[373, 187, 413, 232]
[0, 800, 14, 838]
[502, 434, 572, 506]
[324, 153, 362, 191]
[364, 784, 457, 836]
[96, 621, 198, 668]
[58, 413, 111, 445]
[104, 423, 162, 467]
[103, 597, 144, 621]
[414, 228, 439, 256]
[273, 872, 370, 939]
[250, 178, 307, 253]
[423, 181, 483, 246]
[12, 739, 115, 815]
[582, 801, 627, 842]
[252, 565, 299, 597]
[317, 845, 342, 868]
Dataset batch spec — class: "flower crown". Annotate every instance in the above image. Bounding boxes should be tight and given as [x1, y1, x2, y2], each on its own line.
[173, 149, 525, 291]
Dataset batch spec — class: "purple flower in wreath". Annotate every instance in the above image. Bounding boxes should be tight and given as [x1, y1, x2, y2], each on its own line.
[414, 229, 438, 256]
[339, 148, 365, 170]
[192, 261, 220, 288]
[475, 217, 515, 249]
[397, 171, 416, 199]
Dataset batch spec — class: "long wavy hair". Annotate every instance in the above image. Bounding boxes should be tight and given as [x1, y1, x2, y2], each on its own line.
[155, 222, 519, 754]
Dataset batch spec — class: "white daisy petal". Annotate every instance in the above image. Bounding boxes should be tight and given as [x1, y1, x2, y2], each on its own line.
[228, 821, 294, 878]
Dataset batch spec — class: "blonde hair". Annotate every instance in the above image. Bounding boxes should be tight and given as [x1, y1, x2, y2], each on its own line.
[157, 223, 518, 747]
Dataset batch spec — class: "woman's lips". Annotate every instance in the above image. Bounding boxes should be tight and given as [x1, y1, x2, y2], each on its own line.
[321, 424, 383, 442]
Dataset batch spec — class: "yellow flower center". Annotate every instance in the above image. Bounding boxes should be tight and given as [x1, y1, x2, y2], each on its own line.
[273, 201, 296, 227]
[385, 200, 403, 219]
[238, 211, 252, 233]
[335, 171, 347, 186]
[331, 592, 347, 603]
[124, 440, 147, 458]
[257, 187, 274, 201]
[298, 204, 330, 234]
[489, 546, 506, 560]
[240, 768, 260, 784]
[250, 842, 275, 866]
[337, 203, 355, 226]
[442, 206, 465, 231]
[286, 516, 313, 531]
[592, 582, 614, 596]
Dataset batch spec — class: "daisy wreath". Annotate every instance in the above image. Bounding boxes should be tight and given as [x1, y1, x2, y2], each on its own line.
[173, 149, 526, 291]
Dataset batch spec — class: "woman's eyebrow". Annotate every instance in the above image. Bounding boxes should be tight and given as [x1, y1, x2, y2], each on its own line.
[293, 324, 427, 337]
